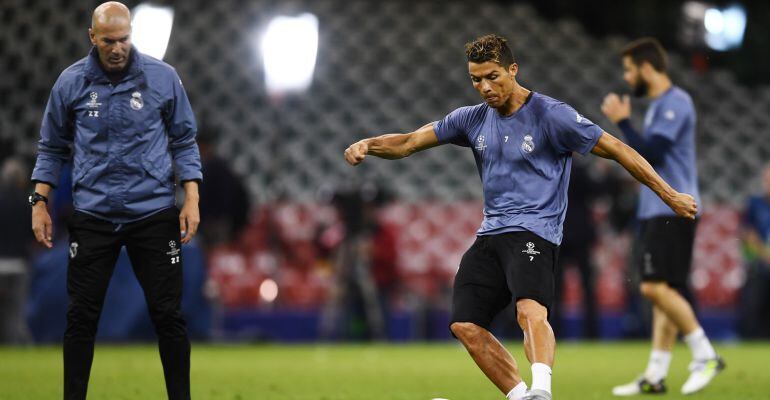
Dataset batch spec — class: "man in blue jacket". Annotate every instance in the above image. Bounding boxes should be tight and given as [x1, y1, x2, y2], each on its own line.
[30, 2, 201, 399]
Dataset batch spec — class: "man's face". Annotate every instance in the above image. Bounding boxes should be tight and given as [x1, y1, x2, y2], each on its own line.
[622, 55, 647, 97]
[468, 61, 517, 109]
[89, 21, 131, 72]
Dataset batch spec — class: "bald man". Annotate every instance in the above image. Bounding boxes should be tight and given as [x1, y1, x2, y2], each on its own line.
[31, 2, 201, 399]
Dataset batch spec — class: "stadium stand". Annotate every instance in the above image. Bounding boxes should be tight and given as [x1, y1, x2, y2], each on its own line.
[1, 0, 760, 338]
[3, 1, 768, 202]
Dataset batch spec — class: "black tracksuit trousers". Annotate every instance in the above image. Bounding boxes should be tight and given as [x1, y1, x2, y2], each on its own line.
[63, 207, 190, 400]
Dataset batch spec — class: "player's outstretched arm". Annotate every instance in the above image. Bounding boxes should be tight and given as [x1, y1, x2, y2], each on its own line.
[591, 131, 698, 219]
[344, 123, 441, 166]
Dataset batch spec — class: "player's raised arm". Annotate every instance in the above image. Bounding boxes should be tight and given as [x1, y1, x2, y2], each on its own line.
[344, 123, 441, 166]
[591, 131, 698, 218]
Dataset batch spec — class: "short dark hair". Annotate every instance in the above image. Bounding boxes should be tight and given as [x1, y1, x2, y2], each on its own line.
[465, 34, 515, 68]
[621, 37, 668, 72]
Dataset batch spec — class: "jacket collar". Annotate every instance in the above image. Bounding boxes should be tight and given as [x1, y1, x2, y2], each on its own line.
[84, 46, 144, 84]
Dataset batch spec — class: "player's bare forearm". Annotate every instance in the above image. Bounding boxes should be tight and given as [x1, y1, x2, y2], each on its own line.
[592, 133, 675, 200]
[364, 134, 419, 160]
[591, 132, 697, 218]
[345, 124, 440, 166]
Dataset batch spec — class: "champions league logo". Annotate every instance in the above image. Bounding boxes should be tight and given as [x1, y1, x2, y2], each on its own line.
[86, 92, 102, 117]
[521, 135, 535, 153]
[522, 241, 540, 262]
[522, 242, 540, 255]
[166, 240, 180, 257]
[475, 135, 487, 152]
[130, 91, 144, 110]
[86, 92, 101, 109]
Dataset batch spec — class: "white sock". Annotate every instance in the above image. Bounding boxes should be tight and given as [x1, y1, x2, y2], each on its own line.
[506, 381, 528, 400]
[684, 327, 717, 360]
[530, 363, 552, 394]
[643, 349, 672, 382]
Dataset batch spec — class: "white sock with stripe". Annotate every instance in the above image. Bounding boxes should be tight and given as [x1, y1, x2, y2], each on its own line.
[643, 349, 672, 382]
[531, 363, 552, 394]
[506, 381, 528, 400]
[684, 327, 717, 360]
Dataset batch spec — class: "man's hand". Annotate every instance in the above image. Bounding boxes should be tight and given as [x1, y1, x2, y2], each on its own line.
[31, 203, 53, 248]
[344, 141, 369, 166]
[179, 201, 200, 244]
[601, 93, 631, 124]
[179, 181, 200, 244]
[664, 192, 698, 219]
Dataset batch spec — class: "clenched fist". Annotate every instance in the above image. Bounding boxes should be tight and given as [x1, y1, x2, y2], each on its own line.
[665, 192, 698, 219]
[601, 93, 631, 124]
[344, 141, 368, 166]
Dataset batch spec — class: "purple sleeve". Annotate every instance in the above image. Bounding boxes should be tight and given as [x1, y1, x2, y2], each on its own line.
[545, 103, 603, 154]
[617, 119, 673, 166]
[646, 98, 689, 141]
[165, 70, 202, 183]
[31, 77, 73, 187]
[433, 106, 476, 147]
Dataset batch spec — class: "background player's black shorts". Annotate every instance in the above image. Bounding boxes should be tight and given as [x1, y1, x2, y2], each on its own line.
[451, 231, 559, 331]
[634, 216, 698, 288]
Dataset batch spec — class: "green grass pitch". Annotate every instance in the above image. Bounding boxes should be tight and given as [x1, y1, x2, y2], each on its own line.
[1, 342, 769, 399]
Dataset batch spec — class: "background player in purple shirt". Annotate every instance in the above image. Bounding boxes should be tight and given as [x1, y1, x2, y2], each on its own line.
[739, 164, 770, 337]
[345, 34, 697, 400]
[602, 38, 724, 397]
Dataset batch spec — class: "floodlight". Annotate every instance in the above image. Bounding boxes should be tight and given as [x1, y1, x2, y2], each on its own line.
[260, 13, 319, 95]
[131, 3, 174, 60]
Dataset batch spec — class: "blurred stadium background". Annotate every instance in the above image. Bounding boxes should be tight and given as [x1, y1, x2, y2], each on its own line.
[1, 0, 770, 398]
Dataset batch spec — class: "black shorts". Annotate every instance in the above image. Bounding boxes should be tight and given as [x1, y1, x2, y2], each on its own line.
[451, 231, 559, 331]
[635, 216, 698, 287]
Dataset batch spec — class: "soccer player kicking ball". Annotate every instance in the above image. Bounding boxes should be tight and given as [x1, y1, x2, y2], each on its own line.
[602, 38, 724, 396]
[344, 34, 697, 400]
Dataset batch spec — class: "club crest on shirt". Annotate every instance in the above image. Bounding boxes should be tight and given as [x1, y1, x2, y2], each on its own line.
[130, 91, 144, 110]
[69, 242, 79, 259]
[521, 135, 535, 153]
[475, 135, 487, 152]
